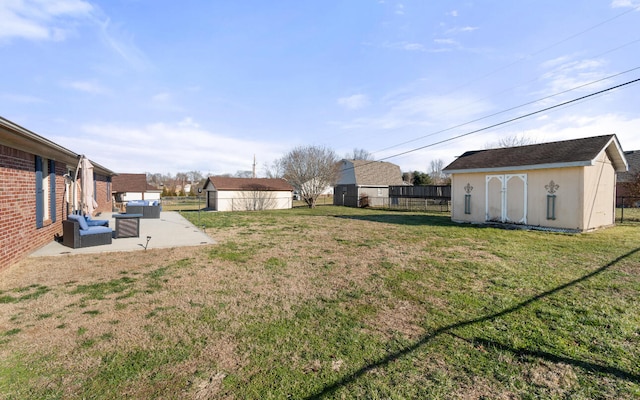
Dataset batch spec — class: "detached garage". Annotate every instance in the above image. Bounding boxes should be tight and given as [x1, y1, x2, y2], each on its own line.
[203, 176, 293, 211]
[442, 134, 628, 232]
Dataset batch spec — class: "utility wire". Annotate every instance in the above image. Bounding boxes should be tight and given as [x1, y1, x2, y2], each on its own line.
[373, 65, 640, 154]
[374, 37, 640, 155]
[375, 77, 640, 163]
[440, 4, 640, 96]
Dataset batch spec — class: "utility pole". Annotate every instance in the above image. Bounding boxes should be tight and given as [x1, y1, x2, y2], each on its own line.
[252, 154, 256, 178]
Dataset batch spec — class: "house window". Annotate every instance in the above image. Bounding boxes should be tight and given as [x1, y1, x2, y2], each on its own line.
[35, 156, 56, 228]
[464, 194, 471, 214]
[546, 195, 556, 220]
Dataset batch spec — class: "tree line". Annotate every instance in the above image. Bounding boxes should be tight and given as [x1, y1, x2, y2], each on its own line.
[146, 146, 450, 207]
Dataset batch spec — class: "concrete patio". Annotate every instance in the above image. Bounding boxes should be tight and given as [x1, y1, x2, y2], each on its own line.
[30, 211, 215, 257]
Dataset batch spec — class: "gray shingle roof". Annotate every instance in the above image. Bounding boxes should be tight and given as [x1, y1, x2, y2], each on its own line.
[443, 134, 628, 173]
[346, 160, 404, 186]
[618, 150, 640, 182]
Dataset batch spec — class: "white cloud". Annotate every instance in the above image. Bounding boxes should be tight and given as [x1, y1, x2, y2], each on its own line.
[152, 92, 171, 103]
[337, 94, 370, 110]
[51, 119, 290, 174]
[64, 80, 110, 95]
[434, 38, 458, 46]
[539, 57, 609, 95]
[373, 112, 640, 173]
[0, 0, 94, 42]
[444, 26, 479, 35]
[395, 3, 405, 15]
[97, 18, 149, 70]
[402, 42, 425, 51]
[0, 93, 45, 103]
[448, 10, 459, 17]
[336, 92, 493, 132]
[382, 41, 444, 52]
[611, 0, 640, 8]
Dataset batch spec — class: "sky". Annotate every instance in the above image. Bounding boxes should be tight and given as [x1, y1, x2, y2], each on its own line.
[1, 0, 640, 177]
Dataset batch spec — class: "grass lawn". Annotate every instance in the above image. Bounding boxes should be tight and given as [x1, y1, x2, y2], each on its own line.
[0, 206, 639, 399]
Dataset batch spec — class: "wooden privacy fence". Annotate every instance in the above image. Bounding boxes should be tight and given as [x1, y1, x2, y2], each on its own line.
[336, 195, 450, 212]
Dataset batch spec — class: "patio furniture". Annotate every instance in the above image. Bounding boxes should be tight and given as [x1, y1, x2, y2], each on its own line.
[125, 200, 161, 218]
[62, 214, 113, 248]
[85, 215, 109, 227]
[113, 213, 143, 238]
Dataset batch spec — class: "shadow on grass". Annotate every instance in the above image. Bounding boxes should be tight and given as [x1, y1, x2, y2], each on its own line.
[305, 247, 640, 399]
[336, 213, 456, 227]
[448, 333, 640, 383]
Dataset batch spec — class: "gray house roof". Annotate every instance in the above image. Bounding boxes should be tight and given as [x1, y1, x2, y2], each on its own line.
[443, 134, 628, 174]
[618, 150, 640, 183]
[337, 159, 404, 186]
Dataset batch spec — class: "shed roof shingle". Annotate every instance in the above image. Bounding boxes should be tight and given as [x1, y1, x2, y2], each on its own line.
[618, 150, 640, 182]
[346, 160, 404, 186]
[443, 134, 628, 173]
[112, 173, 159, 193]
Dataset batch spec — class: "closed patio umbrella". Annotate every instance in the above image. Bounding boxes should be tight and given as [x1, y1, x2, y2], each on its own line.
[79, 156, 98, 216]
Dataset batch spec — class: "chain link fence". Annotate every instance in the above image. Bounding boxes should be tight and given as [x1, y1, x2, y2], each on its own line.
[617, 196, 640, 223]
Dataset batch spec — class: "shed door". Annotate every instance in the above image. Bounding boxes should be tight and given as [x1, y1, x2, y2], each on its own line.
[207, 190, 218, 210]
[485, 174, 527, 224]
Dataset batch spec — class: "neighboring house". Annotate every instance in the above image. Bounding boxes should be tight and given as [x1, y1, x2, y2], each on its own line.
[203, 176, 294, 211]
[334, 159, 404, 207]
[0, 116, 115, 270]
[442, 134, 628, 232]
[616, 150, 640, 207]
[112, 173, 162, 209]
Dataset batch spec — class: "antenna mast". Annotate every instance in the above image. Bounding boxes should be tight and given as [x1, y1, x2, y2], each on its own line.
[252, 154, 256, 178]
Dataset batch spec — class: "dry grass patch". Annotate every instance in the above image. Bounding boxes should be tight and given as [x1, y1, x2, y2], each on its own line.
[1, 206, 638, 399]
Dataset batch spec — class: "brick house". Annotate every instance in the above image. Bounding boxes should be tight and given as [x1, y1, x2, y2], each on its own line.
[0, 117, 116, 270]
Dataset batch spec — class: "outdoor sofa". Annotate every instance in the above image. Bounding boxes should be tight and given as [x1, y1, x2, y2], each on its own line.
[62, 214, 113, 248]
[125, 200, 161, 218]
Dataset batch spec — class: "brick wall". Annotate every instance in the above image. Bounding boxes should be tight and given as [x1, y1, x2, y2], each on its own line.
[0, 145, 70, 271]
[94, 173, 113, 213]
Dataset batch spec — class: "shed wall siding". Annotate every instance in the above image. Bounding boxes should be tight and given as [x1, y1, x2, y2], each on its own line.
[450, 165, 610, 231]
[212, 190, 292, 212]
[581, 151, 616, 230]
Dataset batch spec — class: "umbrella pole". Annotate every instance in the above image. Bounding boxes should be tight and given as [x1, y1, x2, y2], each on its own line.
[72, 155, 83, 215]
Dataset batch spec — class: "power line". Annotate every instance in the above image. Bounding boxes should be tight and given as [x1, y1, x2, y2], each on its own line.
[375, 77, 640, 163]
[439, 4, 640, 97]
[373, 65, 640, 155]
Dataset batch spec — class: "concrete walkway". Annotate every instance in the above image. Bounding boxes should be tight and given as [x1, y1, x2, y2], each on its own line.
[30, 211, 215, 257]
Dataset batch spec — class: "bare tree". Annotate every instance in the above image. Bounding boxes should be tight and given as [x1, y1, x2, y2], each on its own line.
[280, 145, 340, 208]
[346, 148, 374, 161]
[235, 186, 278, 211]
[234, 170, 253, 178]
[263, 159, 284, 179]
[486, 134, 536, 149]
[187, 170, 204, 184]
[428, 159, 445, 184]
[146, 172, 163, 187]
